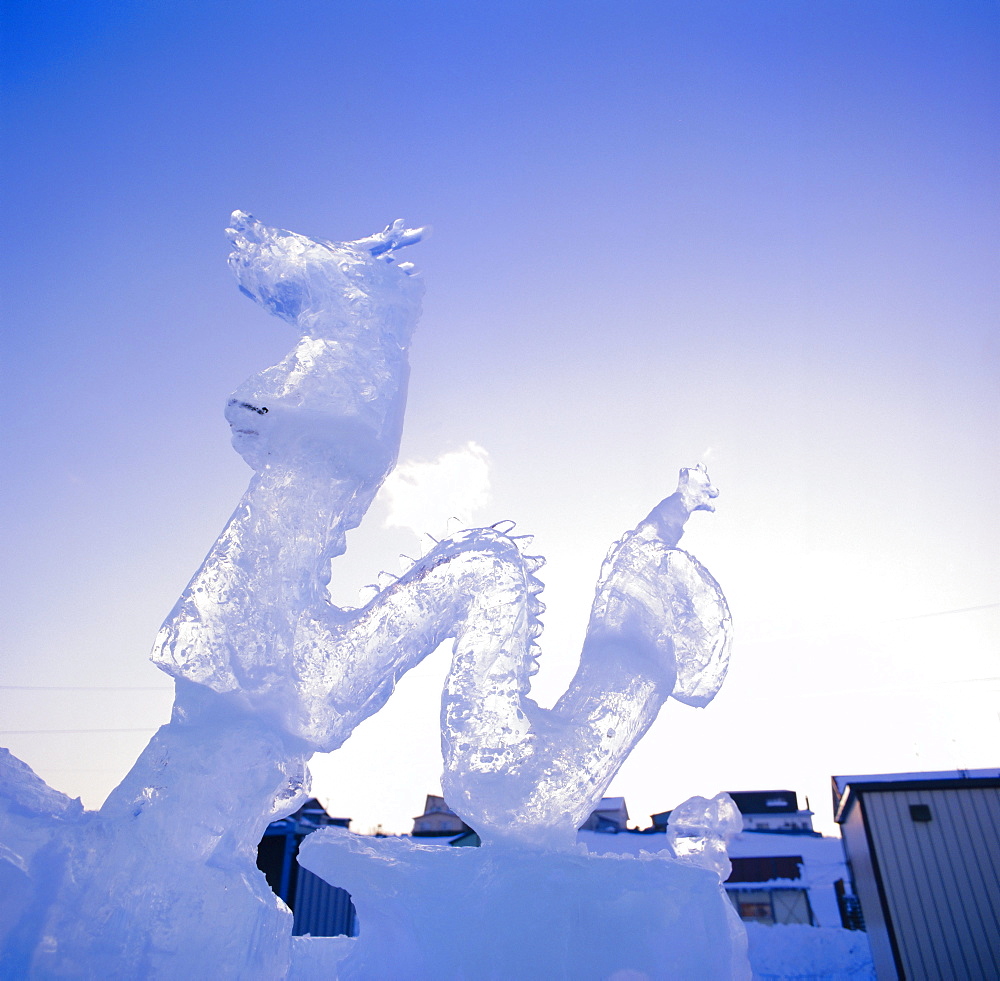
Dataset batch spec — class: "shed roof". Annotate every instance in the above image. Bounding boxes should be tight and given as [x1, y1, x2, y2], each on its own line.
[593, 796, 628, 814]
[832, 768, 1000, 823]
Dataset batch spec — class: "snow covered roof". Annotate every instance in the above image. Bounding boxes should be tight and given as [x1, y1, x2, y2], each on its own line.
[593, 797, 628, 814]
[262, 798, 350, 834]
[728, 832, 845, 865]
[832, 768, 999, 795]
[577, 829, 848, 889]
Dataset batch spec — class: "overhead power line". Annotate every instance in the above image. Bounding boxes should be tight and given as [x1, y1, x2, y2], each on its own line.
[0, 686, 171, 691]
[890, 602, 1000, 621]
[0, 727, 157, 735]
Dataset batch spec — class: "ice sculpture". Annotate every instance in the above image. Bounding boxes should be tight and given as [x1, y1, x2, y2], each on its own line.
[299, 828, 747, 980]
[667, 791, 744, 881]
[0, 212, 745, 979]
[440, 468, 731, 847]
[153, 211, 732, 850]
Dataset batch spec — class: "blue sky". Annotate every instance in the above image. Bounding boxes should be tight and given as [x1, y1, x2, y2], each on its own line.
[2, 1, 997, 834]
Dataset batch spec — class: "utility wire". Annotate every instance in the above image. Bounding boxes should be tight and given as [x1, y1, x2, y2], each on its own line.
[0, 728, 157, 735]
[2, 605, 995, 733]
[0, 685, 171, 691]
[741, 601, 998, 647]
[6, 674, 998, 733]
[890, 602, 999, 621]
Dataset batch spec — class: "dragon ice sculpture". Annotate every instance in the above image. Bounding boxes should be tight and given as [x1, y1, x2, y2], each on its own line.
[154, 210, 732, 845]
[0, 213, 732, 977]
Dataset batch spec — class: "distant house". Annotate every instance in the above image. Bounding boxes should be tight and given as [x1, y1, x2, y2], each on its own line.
[578, 796, 629, 833]
[651, 789, 816, 834]
[623, 790, 860, 930]
[408, 794, 631, 844]
[725, 789, 861, 929]
[727, 790, 816, 833]
[404, 789, 861, 932]
[257, 798, 357, 937]
[724, 825, 854, 929]
[411, 794, 472, 837]
[833, 768, 1000, 980]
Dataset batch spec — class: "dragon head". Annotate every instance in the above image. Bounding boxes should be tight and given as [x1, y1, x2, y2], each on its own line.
[226, 211, 426, 339]
[224, 213, 426, 502]
[677, 463, 719, 513]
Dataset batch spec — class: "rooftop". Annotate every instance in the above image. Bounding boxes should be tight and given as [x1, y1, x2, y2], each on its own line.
[832, 768, 1000, 823]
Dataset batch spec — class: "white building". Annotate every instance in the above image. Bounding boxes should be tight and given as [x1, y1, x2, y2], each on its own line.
[410, 794, 471, 837]
[405, 790, 861, 931]
[723, 825, 853, 928]
[727, 789, 815, 833]
[593, 790, 858, 929]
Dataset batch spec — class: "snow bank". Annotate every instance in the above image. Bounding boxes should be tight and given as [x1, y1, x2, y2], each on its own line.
[745, 923, 875, 980]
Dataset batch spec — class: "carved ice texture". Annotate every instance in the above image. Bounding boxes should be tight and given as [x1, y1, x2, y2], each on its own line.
[2, 214, 437, 977]
[440, 465, 733, 848]
[298, 830, 750, 980]
[0, 212, 743, 978]
[667, 791, 744, 881]
[152, 212, 429, 748]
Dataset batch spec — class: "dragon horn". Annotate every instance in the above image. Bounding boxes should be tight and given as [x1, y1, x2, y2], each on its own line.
[352, 219, 429, 256]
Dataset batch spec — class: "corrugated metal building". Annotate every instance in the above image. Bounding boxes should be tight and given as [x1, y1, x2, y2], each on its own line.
[833, 769, 1000, 980]
[256, 798, 358, 938]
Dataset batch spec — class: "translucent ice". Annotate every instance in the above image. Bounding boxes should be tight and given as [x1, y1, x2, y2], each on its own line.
[151, 213, 733, 850]
[440, 465, 733, 847]
[0, 750, 84, 976]
[298, 830, 751, 981]
[3, 215, 437, 976]
[2, 213, 741, 977]
[152, 212, 431, 747]
[667, 791, 744, 881]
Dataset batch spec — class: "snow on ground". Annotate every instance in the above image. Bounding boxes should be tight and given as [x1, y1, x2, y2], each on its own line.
[579, 830, 874, 979]
[745, 923, 875, 980]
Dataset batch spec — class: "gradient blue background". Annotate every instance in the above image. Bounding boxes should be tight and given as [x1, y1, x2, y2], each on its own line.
[2, 0, 997, 834]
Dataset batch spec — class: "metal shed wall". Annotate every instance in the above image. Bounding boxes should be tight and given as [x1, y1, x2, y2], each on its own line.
[292, 866, 358, 938]
[863, 786, 1000, 980]
[839, 799, 897, 978]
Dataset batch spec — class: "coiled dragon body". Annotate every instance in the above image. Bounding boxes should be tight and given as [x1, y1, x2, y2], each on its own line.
[3, 214, 731, 977]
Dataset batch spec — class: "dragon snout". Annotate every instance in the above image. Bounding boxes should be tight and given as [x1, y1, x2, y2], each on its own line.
[227, 397, 269, 416]
[226, 210, 264, 248]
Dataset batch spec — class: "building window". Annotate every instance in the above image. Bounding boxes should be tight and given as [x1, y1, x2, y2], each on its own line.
[726, 888, 814, 926]
[728, 855, 802, 883]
